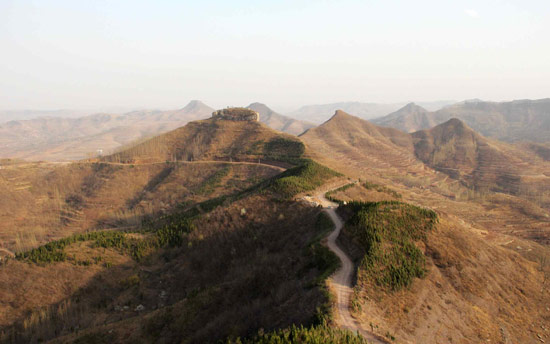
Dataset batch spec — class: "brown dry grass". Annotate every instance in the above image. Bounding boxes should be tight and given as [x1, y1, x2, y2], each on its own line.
[0, 161, 281, 255]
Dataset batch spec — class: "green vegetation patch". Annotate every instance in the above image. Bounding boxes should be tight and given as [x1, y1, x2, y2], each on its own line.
[263, 137, 306, 163]
[269, 160, 341, 198]
[16, 217, 196, 264]
[342, 200, 437, 290]
[226, 324, 370, 344]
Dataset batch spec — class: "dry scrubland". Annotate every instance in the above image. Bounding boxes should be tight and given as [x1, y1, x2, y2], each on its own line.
[0, 160, 280, 254]
[1, 114, 550, 343]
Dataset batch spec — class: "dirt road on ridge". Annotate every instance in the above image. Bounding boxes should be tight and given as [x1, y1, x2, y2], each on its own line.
[316, 188, 387, 344]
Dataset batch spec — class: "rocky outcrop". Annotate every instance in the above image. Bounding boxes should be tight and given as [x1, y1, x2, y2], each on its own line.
[212, 108, 259, 121]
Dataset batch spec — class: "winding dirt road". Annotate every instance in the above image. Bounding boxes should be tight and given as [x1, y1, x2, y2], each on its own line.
[316, 189, 387, 344]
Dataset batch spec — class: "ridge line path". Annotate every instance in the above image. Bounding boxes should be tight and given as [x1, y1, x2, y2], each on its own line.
[48, 160, 286, 172]
[314, 184, 388, 344]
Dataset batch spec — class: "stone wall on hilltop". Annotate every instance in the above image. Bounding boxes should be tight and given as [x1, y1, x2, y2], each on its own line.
[212, 108, 260, 121]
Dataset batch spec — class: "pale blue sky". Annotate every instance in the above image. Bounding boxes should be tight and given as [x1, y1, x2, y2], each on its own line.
[1, 0, 549, 111]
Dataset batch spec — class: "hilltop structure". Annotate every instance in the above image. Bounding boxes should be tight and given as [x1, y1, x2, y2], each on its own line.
[212, 107, 259, 121]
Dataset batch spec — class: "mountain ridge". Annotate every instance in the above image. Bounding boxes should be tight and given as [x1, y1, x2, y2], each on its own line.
[373, 98, 550, 143]
[288, 100, 454, 124]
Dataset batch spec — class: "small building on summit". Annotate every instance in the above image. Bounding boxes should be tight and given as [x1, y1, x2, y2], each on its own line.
[212, 107, 260, 122]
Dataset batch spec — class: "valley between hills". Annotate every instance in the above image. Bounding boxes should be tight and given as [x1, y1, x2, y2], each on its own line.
[0, 105, 549, 343]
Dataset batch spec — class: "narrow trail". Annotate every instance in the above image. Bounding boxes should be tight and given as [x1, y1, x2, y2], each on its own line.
[315, 187, 388, 344]
[61, 159, 287, 172]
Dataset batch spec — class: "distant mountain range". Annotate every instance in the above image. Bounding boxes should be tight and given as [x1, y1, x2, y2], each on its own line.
[2, 98, 549, 161]
[0, 109, 89, 123]
[0, 101, 315, 161]
[373, 98, 550, 143]
[287, 100, 454, 124]
[0, 100, 215, 161]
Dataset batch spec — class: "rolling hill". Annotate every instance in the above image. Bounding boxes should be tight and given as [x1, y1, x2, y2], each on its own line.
[300, 110, 419, 174]
[411, 118, 525, 193]
[373, 98, 550, 143]
[104, 114, 306, 164]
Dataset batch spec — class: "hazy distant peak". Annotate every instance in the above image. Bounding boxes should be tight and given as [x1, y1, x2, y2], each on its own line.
[247, 102, 266, 107]
[462, 98, 484, 104]
[181, 100, 212, 112]
[398, 102, 428, 113]
[246, 102, 272, 112]
[246, 102, 276, 119]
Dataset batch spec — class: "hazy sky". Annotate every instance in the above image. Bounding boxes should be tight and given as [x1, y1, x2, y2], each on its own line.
[1, 0, 549, 111]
